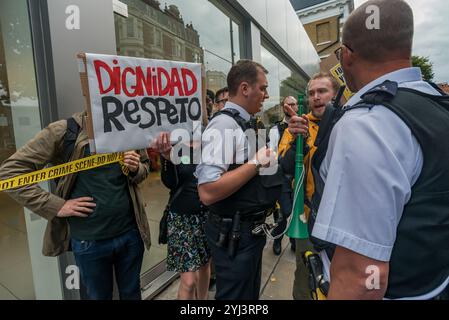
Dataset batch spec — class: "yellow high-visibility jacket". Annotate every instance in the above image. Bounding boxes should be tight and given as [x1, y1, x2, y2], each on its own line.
[278, 112, 320, 220]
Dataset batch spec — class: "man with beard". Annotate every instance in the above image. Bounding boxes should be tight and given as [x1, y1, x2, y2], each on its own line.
[279, 73, 339, 299]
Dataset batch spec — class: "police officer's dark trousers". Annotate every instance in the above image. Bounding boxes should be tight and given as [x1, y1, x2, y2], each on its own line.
[205, 218, 266, 300]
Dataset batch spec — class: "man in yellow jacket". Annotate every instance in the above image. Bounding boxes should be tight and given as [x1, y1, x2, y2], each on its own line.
[279, 72, 339, 299]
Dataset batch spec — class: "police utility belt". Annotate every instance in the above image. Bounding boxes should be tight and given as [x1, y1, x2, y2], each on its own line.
[209, 210, 267, 259]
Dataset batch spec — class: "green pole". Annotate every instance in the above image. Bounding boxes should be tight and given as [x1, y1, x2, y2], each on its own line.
[287, 94, 309, 239]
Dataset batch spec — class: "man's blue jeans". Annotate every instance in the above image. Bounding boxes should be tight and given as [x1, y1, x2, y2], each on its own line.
[71, 228, 144, 300]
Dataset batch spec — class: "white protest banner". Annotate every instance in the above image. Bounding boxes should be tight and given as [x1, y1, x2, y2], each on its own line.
[84, 53, 202, 153]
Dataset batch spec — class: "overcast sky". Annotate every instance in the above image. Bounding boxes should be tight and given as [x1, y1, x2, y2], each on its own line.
[354, 0, 448, 83]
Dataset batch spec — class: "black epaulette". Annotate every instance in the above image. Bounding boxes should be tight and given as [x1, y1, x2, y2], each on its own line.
[343, 80, 399, 112]
[360, 80, 398, 105]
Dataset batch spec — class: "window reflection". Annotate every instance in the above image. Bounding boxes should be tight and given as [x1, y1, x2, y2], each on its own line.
[261, 46, 280, 112]
[0, 0, 40, 300]
[261, 45, 307, 126]
[114, 0, 241, 275]
[0, 23, 15, 162]
[116, 0, 240, 93]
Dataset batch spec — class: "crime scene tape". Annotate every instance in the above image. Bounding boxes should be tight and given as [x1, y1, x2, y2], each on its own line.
[0, 152, 128, 192]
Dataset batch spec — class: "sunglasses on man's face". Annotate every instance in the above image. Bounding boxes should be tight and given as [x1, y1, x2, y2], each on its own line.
[334, 44, 354, 61]
[216, 98, 228, 104]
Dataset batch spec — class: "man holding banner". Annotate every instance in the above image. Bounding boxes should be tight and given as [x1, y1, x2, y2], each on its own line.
[0, 112, 151, 300]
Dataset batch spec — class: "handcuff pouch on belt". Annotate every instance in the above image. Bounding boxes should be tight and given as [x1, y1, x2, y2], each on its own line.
[214, 212, 241, 260]
[213, 211, 267, 259]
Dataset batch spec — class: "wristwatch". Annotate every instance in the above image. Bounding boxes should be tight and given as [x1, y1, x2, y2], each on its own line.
[249, 158, 263, 173]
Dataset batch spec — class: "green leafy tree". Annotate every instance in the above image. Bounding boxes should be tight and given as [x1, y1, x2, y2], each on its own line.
[412, 55, 435, 82]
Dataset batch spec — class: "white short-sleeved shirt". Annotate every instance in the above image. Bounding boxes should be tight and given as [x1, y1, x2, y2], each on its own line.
[268, 119, 288, 154]
[312, 67, 446, 299]
[196, 102, 250, 185]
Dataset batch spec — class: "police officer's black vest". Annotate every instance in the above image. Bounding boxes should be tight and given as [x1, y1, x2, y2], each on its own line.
[272, 120, 288, 143]
[309, 81, 449, 298]
[207, 109, 282, 217]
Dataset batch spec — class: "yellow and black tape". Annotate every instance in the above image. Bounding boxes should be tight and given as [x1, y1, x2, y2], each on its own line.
[0, 152, 128, 192]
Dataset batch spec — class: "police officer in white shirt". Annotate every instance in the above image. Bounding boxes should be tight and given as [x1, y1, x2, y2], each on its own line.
[289, 0, 449, 300]
[196, 60, 296, 300]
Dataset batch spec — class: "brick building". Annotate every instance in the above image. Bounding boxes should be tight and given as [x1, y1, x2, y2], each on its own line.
[291, 0, 354, 60]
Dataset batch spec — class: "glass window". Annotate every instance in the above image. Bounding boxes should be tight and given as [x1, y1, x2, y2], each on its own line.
[317, 22, 330, 44]
[0, 0, 44, 299]
[115, 0, 241, 276]
[127, 17, 135, 38]
[143, 23, 154, 45]
[116, 0, 240, 92]
[261, 46, 281, 112]
[155, 29, 161, 47]
[261, 45, 307, 126]
[231, 21, 240, 64]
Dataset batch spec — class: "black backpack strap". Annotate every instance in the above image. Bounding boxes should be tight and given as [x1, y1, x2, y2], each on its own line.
[428, 82, 448, 96]
[374, 87, 449, 157]
[393, 87, 449, 112]
[212, 108, 251, 132]
[63, 117, 80, 163]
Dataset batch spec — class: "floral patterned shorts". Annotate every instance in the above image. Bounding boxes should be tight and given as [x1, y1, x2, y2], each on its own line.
[166, 211, 211, 273]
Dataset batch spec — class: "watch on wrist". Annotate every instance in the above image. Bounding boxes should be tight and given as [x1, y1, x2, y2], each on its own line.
[250, 158, 262, 173]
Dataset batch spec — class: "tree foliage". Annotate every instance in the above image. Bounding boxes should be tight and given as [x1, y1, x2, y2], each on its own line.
[412, 55, 435, 82]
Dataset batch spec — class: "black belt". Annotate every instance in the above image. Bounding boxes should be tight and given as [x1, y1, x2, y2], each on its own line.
[209, 211, 266, 223]
[241, 210, 267, 222]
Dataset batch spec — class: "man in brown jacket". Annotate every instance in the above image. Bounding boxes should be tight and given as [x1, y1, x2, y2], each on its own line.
[0, 112, 151, 300]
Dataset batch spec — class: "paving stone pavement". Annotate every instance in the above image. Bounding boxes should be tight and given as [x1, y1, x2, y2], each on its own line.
[153, 236, 296, 300]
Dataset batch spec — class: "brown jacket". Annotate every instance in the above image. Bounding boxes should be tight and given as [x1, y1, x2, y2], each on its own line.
[0, 112, 151, 256]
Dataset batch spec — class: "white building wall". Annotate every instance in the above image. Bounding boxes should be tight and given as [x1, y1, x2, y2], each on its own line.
[297, 0, 353, 25]
[237, 0, 320, 77]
